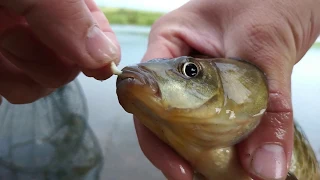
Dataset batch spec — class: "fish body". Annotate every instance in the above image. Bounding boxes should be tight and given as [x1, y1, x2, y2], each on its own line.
[116, 56, 320, 180]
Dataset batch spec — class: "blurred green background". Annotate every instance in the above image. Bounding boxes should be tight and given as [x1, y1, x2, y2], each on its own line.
[101, 7, 163, 26]
[101, 7, 320, 48]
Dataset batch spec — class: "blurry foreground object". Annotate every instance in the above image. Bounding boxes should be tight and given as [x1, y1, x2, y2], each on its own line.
[0, 80, 103, 180]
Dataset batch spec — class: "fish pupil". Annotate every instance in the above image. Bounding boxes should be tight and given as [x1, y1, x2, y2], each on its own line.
[184, 63, 198, 77]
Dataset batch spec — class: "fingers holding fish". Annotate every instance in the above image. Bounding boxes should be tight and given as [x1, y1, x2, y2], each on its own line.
[233, 70, 293, 179]
[222, 18, 296, 179]
[134, 119, 193, 180]
[237, 111, 294, 180]
[131, 15, 196, 179]
[117, 0, 319, 179]
[118, 54, 318, 179]
[135, 6, 227, 179]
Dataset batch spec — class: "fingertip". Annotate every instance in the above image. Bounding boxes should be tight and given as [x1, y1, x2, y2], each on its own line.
[134, 118, 193, 180]
[81, 62, 115, 80]
[238, 142, 287, 180]
[85, 0, 122, 69]
[85, 26, 121, 67]
[237, 112, 293, 180]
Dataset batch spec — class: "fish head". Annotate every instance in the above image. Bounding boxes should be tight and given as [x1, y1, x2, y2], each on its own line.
[116, 56, 268, 154]
[116, 56, 224, 120]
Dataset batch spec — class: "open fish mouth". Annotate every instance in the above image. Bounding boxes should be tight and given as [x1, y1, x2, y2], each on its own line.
[116, 66, 161, 97]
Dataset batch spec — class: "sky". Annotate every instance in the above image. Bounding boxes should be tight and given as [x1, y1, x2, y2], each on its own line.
[94, 0, 189, 12]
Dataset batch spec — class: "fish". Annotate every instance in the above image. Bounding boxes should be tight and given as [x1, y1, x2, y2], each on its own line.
[115, 56, 320, 180]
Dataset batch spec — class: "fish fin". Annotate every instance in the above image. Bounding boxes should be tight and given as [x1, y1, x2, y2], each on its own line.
[286, 172, 298, 180]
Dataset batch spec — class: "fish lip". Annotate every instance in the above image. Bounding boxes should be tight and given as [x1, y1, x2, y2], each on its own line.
[116, 66, 161, 97]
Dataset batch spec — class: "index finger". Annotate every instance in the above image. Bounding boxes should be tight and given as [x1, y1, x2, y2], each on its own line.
[1, 0, 120, 70]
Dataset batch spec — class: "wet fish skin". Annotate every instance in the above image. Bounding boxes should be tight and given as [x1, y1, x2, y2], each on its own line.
[116, 56, 320, 180]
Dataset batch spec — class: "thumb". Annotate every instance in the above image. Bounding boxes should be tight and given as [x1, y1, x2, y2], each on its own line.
[225, 24, 294, 179]
[142, 26, 191, 62]
[1, 0, 120, 70]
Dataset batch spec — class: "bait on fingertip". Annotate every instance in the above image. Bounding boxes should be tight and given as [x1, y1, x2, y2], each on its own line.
[111, 62, 122, 75]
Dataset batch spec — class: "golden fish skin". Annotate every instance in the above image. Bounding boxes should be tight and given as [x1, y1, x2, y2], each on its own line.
[116, 56, 320, 180]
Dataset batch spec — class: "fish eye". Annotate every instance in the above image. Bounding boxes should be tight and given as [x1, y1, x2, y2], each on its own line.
[182, 62, 199, 78]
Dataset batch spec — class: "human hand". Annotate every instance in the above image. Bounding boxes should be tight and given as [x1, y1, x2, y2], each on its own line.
[0, 0, 120, 104]
[134, 0, 320, 179]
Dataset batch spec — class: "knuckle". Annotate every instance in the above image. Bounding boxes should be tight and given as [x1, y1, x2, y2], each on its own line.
[265, 111, 293, 131]
[245, 23, 280, 54]
[243, 19, 292, 62]
[241, 22, 294, 94]
[267, 91, 292, 113]
[3, 0, 40, 16]
[50, 0, 93, 28]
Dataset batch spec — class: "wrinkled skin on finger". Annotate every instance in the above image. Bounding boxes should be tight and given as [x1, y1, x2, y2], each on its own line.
[134, 0, 320, 179]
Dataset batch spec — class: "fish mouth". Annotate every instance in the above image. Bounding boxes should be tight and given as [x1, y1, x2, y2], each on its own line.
[116, 66, 161, 97]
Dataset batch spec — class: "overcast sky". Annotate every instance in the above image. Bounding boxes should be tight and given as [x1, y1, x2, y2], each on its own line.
[94, 0, 189, 12]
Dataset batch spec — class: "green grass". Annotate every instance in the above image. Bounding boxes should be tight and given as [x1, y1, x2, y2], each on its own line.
[101, 7, 164, 26]
[312, 42, 320, 49]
